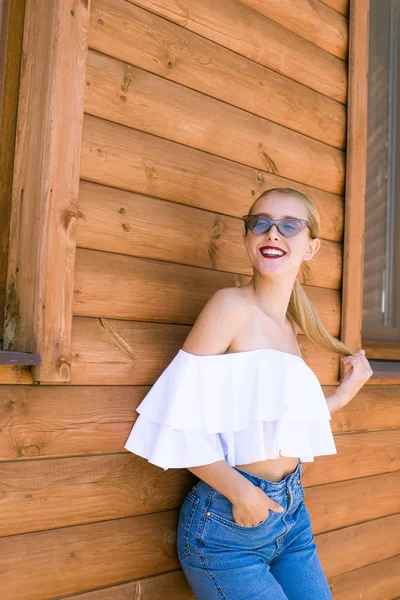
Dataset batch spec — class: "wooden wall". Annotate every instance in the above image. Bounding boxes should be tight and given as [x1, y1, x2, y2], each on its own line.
[1, 0, 399, 598]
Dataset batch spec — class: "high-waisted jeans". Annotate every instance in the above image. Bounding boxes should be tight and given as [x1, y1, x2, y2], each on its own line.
[176, 460, 333, 599]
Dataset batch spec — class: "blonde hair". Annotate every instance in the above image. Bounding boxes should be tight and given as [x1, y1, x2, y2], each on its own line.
[245, 188, 353, 357]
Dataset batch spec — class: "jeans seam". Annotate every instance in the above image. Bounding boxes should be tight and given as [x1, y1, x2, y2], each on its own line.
[198, 542, 229, 600]
[177, 494, 200, 562]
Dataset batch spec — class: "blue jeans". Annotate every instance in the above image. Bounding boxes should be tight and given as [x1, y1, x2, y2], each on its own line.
[177, 460, 333, 599]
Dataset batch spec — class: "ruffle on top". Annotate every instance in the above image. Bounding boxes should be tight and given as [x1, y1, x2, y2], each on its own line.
[123, 348, 337, 470]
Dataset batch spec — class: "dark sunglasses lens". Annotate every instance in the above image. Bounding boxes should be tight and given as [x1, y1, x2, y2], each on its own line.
[247, 216, 271, 234]
[247, 216, 304, 237]
[278, 220, 304, 237]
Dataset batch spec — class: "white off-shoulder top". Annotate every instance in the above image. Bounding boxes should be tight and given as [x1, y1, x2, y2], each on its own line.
[123, 348, 337, 470]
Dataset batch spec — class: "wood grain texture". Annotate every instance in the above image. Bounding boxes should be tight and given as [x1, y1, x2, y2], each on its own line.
[320, 0, 349, 17]
[330, 384, 400, 433]
[304, 470, 400, 534]
[36, 554, 400, 600]
[1, 383, 399, 466]
[60, 317, 340, 385]
[77, 181, 343, 252]
[316, 513, 400, 579]
[0, 453, 194, 536]
[2, 384, 399, 462]
[0, 365, 32, 384]
[3, 0, 91, 382]
[0, 384, 144, 459]
[123, 0, 348, 102]
[0, 510, 398, 599]
[83, 53, 345, 194]
[88, 0, 346, 148]
[238, 0, 348, 60]
[74, 204, 341, 288]
[0, 449, 398, 537]
[304, 429, 400, 485]
[0, 0, 25, 334]
[339, 0, 370, 375]
[329, 554, 400, 600]
[72, 245, 340, 322]
[62, 570, 195, 600]
[80, 128, 344, 244]
[0, 509, 182, 600]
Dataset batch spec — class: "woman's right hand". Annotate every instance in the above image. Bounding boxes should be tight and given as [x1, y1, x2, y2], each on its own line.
[231, 486, 285, 527]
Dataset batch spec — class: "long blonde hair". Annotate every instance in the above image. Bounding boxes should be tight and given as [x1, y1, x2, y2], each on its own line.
[245, 188, 353, 357]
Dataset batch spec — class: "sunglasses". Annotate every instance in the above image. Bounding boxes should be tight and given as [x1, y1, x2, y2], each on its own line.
[242, 214, 310, 238]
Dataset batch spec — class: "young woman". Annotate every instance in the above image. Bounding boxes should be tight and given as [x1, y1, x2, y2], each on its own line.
[124, 187, 373, 599]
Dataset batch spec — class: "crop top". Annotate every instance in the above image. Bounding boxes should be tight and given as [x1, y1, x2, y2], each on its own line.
[123, 347, 337, 470]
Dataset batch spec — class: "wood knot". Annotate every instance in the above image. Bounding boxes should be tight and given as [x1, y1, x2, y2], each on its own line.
[62, 206, 78, 232]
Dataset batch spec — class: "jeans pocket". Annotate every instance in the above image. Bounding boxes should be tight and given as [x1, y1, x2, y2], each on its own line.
[202, 504, 283, 552]
[207, 489, 283, 532]
[176, 492, 200, 562]
[208, 507, 273, 531]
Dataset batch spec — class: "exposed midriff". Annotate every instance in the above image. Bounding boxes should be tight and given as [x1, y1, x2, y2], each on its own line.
[235, 454, 300, 482]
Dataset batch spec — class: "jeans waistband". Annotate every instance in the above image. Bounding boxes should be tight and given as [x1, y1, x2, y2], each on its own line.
[232, 460, 303, 495]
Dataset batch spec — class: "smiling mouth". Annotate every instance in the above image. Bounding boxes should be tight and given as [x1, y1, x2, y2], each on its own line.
[259, 248, 286, 259]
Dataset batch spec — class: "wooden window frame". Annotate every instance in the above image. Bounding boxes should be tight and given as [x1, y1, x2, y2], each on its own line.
[1, 0, 91, 380]
[362, 0, 400, 362]
[0, 0, 41, 367]
[342, 0, 400, 381]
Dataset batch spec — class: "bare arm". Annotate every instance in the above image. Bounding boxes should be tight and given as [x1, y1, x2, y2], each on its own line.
[187, 460, 256, 504]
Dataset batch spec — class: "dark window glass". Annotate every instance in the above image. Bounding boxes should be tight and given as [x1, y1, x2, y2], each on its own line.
[363, 0, 400, 343]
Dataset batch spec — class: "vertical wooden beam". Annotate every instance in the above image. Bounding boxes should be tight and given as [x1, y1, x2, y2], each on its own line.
[0, 0, 25, 336]
[3, 0, 91, 382]
[340, 0, 369, 374]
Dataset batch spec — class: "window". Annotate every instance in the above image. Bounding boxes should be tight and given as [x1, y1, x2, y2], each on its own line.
[362, 0, 400, 362]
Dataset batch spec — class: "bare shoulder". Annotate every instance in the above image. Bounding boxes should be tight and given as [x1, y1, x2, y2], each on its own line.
[181, 287, 249, 355]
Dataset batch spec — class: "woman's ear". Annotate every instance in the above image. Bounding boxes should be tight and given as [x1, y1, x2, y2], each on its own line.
[303, 237, 321, 260]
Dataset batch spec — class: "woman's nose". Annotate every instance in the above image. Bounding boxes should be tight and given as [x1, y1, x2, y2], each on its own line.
[266, 224, 280, 237]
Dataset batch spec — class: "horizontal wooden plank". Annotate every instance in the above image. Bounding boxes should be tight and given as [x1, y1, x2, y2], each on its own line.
[121, 0, 347, 102]
[304, 429, 400, 485]
[331, 384, 400, 432]
[367, 376, 400, 385]
[88, 0, 346, 148]
[320, 0, 349, 17]
[67, 317, 340, 385]
[239, 0, 348, 60]
[0, 365, 32, 384]
[84, 53, 345, 195]
[79, 160, 343, 245]
[317, 513, 400, 579]
[62, 553, 400, 600]
[2, 384, 398, 461]
[0, 453, 194, 536]
[329, 554, 400, 600]
[0, 440, 399, 537]
[72, 243, 340, 324]
[1, 509, 398, 599]
[0, 384, 142, 459]
[305, 471, 400, 534]
[73, 249, 247, 320]
[0, 509, 181, 600]
[77, 184, 343, 265]
[74, 235, 341, 300]
[65, 570, 194, 600]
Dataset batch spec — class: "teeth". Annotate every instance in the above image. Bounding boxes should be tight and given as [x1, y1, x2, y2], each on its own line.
[261, 249, 284, 256]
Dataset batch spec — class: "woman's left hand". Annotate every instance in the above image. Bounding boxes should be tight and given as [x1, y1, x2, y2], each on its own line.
[335, 349, 373, 407]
